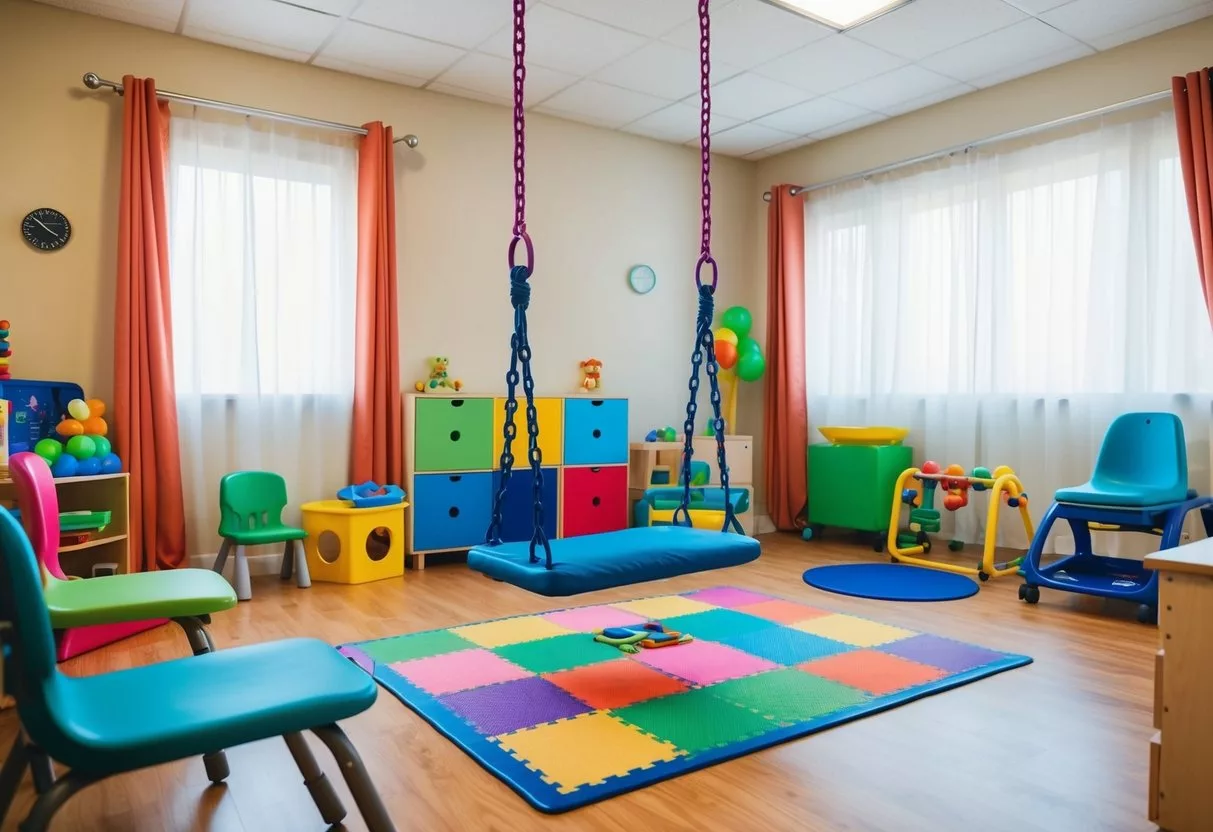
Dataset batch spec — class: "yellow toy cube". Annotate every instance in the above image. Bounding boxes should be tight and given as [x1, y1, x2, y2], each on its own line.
[300, 499, 408, 584]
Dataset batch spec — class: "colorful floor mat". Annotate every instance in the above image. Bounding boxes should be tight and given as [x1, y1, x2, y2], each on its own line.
[339, 586, 1031, 813]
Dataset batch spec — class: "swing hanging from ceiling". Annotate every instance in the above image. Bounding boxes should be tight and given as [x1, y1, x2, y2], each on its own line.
[465, 0, 761, 597]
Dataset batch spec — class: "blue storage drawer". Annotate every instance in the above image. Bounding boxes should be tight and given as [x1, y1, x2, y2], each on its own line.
[563, 398, 628, 465]
[412, 472, 493, 552]
[0, 379, 84, 454]
[490, 467, 558, 543]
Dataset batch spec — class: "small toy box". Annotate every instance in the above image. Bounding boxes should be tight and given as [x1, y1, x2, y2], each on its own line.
[0, 379, 85, 455]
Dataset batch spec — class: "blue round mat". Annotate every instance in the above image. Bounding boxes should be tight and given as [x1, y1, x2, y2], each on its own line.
[802, 563, 979, 602]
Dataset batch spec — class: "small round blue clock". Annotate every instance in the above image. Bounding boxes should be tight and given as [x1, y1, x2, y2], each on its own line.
[628, 264, 656, 294]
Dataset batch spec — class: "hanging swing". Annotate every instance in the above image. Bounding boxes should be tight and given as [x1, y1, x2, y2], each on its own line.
[466, 0, 760, 597]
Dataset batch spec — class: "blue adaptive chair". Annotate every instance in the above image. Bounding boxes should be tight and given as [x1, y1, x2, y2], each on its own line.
[1019, 412, 1213, 623]
[0, 506, 396, 832]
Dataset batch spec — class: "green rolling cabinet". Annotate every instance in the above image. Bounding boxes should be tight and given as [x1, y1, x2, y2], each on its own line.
[806, 442, 912, 549]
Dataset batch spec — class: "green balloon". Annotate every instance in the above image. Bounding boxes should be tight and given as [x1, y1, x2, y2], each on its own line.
[721, 306, 752, 339]
[91, 436, 112, 458]
[736, 350, 767, 382]
[66, 435, 97, 460]
[34, 438, 63, 464]
[737, 336, 762, 358]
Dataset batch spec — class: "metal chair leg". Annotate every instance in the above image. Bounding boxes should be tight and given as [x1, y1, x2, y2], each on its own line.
[27, 746, 54, 795]
[17, 770, 101, 832]
[312, 725, 395, 832]
[171, 618, 229, 781]
[280, 540, 294, 580]
[233, 545, 251, 601]
[293, 539, 311, 589]
[212, 538, 232, 575]
[283, 733, 345, 825]
[0, 733, 30, 828]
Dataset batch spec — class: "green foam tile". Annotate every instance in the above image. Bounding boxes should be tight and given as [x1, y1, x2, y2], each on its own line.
[709, 668, 869, 724]
[612, 687, 778, 755]
[360, 629, 475, 663]
[494, 633, 624, 675]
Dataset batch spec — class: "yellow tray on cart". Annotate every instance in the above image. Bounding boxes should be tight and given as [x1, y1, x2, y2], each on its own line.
[818, 426, 909, 446]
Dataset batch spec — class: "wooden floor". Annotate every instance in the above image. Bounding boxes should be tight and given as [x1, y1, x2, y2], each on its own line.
[1, 533, 1160, 832]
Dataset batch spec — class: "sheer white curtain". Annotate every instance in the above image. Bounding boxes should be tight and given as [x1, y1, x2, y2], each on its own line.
[805, 109, 1213, 553]
[168, 106, 358, 558]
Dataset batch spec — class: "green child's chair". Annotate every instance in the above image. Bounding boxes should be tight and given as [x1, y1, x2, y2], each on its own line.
[212, 471, 310, 601]
[0, 505, 395, 832]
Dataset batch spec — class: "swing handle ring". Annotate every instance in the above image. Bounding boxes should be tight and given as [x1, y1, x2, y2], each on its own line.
[509, 231, 534, 276]
[695, 253, 718, 291]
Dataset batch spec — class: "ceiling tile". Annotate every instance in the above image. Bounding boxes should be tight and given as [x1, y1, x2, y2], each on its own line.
[594, 42, 743, 101]
[810, 110, 887, 139]
[969, 41, 1094, 88]
[479, 4, 647, 75]
[663, 0, 834, 69]
[542, 0, 698, 36]
[881, 81, 973, 115]
[537, 80, 670, 129]
[286, 0, 358, 15]
[320, 21, 465, 80]
[432, 52, 577, 104]
[710, 72, 813, 120]
[38, 0, 183, 29]
[754, 96, 873, 134]
[1040, 0, 1208, 44]
[351, 0, 512, 49]
[919, 19, 1091, 83]
[707, 123, 799, 157]
[312, 54, 430, 87]
[184, 29, 313, 61]
[831, 64, 965, 114]
[848, 0, 1028, 61]
[425, 82, 510, 106]
[1086, 1, 1213, 50]
[185, 0, 337, 54]
[753, 34, 908, 95]
[622, 102, 742, 143]
[743, 135, 816, 160]
[999, 0, 1071, 12]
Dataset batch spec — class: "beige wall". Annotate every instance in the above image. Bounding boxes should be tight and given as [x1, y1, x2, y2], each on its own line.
[0, 0, 761, 462]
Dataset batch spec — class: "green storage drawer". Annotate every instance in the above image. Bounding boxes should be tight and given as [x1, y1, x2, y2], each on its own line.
[414, 397, 494, 471]
[807, 443, 912, 535]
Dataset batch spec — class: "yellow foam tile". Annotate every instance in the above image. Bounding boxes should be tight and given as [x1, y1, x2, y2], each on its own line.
[613, 596, 715, 620]
[793, 614, 916, 647]
[496, 712, 682, 794]
[452, 616, 573, 648]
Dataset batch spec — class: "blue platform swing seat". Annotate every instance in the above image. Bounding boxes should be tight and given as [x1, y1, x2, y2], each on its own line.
[466, 0, 760, 597]
[1019, 412, 1213, 623]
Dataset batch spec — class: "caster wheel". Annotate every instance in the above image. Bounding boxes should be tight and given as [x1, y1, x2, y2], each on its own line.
[977, 571, 989, 582]
[1137, 605, 1157, 625]
[921, 539, 932, 554]
[1019, 585, 1040, 604]
[203, 751, 230, 784]
[801, 528, 814, 541]
[948, 540, 964, 552]
[872, 533, 887, 553]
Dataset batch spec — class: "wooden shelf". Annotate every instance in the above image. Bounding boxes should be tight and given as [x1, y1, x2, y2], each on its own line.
[0, 472, 127, 487]
[58, 533, 128, 553]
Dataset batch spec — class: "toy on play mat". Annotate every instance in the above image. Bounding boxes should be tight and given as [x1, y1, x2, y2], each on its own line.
[593, 621, 692, 653]
[337, 481, 406, 508]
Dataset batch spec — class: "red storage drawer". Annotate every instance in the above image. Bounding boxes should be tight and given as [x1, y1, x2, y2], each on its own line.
[561, 465, 628, 538]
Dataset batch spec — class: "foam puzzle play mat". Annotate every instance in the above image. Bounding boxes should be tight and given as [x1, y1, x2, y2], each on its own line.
[339, 587, 1031, 813]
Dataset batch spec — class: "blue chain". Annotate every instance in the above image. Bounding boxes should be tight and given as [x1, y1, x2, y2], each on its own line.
[486, 266, 552, 567]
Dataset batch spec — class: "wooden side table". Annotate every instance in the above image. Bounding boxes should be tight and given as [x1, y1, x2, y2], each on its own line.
[1144, 537, 1213, 831]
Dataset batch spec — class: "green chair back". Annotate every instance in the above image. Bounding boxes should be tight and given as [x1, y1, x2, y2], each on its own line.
[217, 471, 293, 538]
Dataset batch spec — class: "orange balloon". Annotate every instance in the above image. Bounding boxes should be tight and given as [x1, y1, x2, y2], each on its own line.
[86, 398, 106, 418]
[82, 416, 108, 436]
[57, 419, 84, 437]
[715, 340, 739, 370]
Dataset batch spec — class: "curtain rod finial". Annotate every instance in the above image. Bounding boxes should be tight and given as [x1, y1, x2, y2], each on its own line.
[83, 72, 102, 89]
[399, 134, 419, 148]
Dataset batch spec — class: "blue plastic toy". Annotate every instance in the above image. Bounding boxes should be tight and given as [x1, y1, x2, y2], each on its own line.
[336, 481, 406, 509]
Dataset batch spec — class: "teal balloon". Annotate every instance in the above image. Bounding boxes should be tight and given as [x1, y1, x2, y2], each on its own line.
[91, 436, 112, 458]
[721, 306, 752, 339]
[65, 435, 96, 460]
[737, 336, 762, 358]
[737, 349, 767, 382]
[34, 439, 63, 464]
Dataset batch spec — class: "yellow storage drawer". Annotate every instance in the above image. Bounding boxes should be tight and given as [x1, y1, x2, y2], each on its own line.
[493, 397, 563, 467]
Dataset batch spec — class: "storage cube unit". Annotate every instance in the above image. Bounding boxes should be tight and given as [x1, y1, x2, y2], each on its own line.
[301, 499, 406, 584]
[404, 394, 629, 568]
[807, 442, 913, 543]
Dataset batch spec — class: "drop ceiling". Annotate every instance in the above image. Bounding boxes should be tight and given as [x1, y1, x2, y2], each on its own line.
[32, 0, 1213, 158]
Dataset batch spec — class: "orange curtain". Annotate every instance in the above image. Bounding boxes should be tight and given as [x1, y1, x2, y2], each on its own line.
[763, 185, 808, 531]
[351, 122, 403, 485]
[113, 76, 186, 571]
[1173, 68, 1213, 327]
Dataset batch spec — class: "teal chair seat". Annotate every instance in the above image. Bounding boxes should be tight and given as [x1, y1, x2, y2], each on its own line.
[1053, 482, 1196, 507]
[1053, 413, 1193, 507]
[44, 569, 237, 629]
[47, 638, 375, 774]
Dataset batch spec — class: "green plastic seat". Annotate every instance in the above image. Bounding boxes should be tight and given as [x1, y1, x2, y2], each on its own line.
[44, 569, 238, 630]
[212, 471, 310, 601]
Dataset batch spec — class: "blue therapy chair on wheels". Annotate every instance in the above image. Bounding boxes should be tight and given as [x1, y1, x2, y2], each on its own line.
[0, 506, 396, 832]
[1019, 413, 1213, 622]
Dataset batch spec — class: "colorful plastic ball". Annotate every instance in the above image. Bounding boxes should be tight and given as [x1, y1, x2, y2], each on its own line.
[714, 327, 738, 346]
[659, 426, 677, 442]
[34, 438, 63, 464]
[645, 429, 658, 442]
[736, 350, 766, 382]
[99, 453, 122, 475]
[57, 419, 84, 437]
[82, 416, 108, 436]
[945, 463, 965, 476]
[86, 398, 106, 417]
[65, 435, 97, 460]
[715, 340, 739, 370]
[91, 436, 112, 457]
[721, 306, 753, 339]
[901, 488, 918, 505]
[51, 455, 79, 478]
[0, 319, 8, 329]
[921, 460, 941, 474]
[67, 398, 90, 421]
[77, 457, 102, 476]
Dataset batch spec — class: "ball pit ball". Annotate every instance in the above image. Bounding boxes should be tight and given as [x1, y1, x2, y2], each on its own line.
[66, 435, 97, 460]
[82, 416, 108, 436]
[91, 436, 112, 458]
[34, 438, 63, 464]
[99, 453, 122, 475]
[86, 398, 106, 417]
[67, 398, 90, 421]
[77, 457, 102, 476]
[51, 455, 80, 478]
[57, 419, 84, 437]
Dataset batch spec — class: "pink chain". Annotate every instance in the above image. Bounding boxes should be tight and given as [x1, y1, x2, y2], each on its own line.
[509, 0, 533, 273]
[696, 0, 717, 291]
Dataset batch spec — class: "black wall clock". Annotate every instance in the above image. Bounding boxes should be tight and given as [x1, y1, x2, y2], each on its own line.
[21, 208, 71, 251]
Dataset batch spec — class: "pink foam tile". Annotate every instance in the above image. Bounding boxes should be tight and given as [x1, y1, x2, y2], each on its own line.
[389, 648, 531, 696]
[683, 587, 776, 609]
[635, 640, 778, 686]
[542, 605, 650, 633]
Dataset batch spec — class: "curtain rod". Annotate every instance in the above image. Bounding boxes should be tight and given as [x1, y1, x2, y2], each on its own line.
[761, 89, 1172, 201]
[82, 73, 420, 148]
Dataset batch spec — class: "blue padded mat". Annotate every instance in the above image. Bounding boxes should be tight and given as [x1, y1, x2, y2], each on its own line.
[468, 526, 761, 596]
[803, 563, 979, 602]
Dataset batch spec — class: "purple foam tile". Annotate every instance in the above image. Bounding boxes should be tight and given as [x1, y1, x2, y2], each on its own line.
[440, 676, 593, 737]
[879, 634, 1007, 673]
[338, 645, 375, 675]
[684, 587, 776, 609]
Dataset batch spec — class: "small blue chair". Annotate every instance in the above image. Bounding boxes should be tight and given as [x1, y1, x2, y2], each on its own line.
[0, 506, 395, 832]
[1019, 412, 1213, 622]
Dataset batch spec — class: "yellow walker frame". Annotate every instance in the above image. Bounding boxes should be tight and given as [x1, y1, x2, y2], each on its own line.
[886, 465, 1035, 582]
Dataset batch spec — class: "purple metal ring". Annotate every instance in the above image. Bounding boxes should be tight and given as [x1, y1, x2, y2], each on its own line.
[695, 254, 718, 290]
[509, 232, 534, 274]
